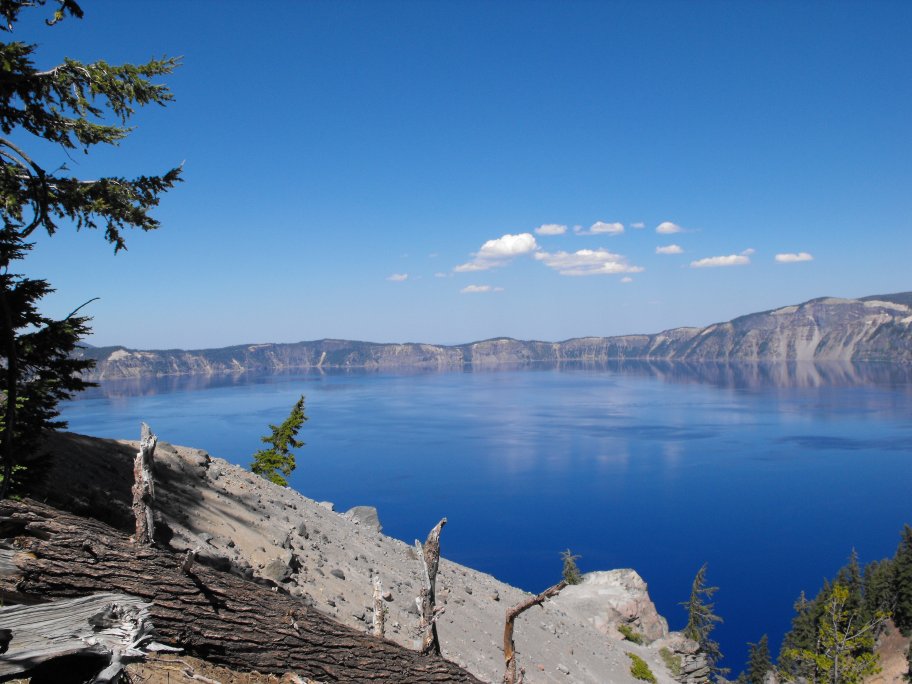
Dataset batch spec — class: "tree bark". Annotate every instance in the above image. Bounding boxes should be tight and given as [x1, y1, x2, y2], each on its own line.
[416, 517, 446, 656]
[502, 581, 567, 684]
[0, 499, 481, 683]
[131, 422, 157, 544]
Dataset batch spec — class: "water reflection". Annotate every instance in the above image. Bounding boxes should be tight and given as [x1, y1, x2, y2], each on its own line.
[81, 360, 912, 400]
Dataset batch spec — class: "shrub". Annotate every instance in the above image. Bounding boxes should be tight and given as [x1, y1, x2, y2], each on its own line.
[659, 647, 683, 677]
[627, 652, 657, 683]
[618, 623, 645, 644]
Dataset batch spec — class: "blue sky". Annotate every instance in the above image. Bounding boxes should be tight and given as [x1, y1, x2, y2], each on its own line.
[14, 0, 912, 349]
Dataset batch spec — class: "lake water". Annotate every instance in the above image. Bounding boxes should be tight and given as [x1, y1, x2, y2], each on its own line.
[59, 362, 912, 673]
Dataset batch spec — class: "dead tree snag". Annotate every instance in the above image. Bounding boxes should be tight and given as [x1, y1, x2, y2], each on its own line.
[415, 517, 447, 655]
[502, 581, 567, 684]
[131, 422, 157, 545]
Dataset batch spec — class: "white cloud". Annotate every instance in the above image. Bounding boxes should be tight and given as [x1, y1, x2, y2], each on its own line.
[656, 244, 683, 255]
[621, 276, 634, 283]
[689, 254, 750, 268]
[631, 222, 645, 229]
[460, 284, 504, 294]
[534, 249, 644, 276]
[656, 221, 683, 234]
[386, 273, 408, 281]
[775, 252, 814, 263]
[535, 223, 567, 236]
[454, 232, 539, 272]
[575, 221, 625, 236]
[741, 248, 755, 256]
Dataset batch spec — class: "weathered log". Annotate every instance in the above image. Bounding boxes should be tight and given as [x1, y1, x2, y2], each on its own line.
[502, 581, 567, 684]
[0, 499, 481, 683]
[131, 422, 157, 545]
[0, 592, 153, 680]
[415, 517, 446, 655]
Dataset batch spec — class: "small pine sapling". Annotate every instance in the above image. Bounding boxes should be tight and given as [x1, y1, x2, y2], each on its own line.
[251, 395, 307, 486]
[561, 548, 582, 585]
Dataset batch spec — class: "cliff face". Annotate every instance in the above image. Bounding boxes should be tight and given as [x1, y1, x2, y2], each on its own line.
[80, 293, 912, 380]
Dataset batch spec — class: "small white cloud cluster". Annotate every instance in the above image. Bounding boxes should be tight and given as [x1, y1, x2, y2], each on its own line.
[534, 248, 643, 276]
[455, 233, 538, 272]
[461, 284, 504, 294]
[656, 244, 683, 255]
[534, 223, 567, 235]
[575, 221, 625, 236]
[386, 273, 408, 282]
[656, 221, 683, 234]
[775, 252, 814, 263]
[690, 254, 750, 268]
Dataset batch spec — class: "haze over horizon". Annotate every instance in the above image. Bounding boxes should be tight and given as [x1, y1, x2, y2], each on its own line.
[15, 1, 911, 349]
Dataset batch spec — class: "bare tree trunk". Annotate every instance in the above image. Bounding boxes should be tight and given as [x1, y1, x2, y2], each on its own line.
[416, 517, 447, 656]
[131, 422, 157, 544]
[502, 581, 567, 684]
[373, 574, 386, 638]
[0, 499, 481, 683]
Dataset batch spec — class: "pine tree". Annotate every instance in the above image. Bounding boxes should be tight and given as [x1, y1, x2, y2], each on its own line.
[863, 558, 896, 618]
[681, 563, 728, 679]
[780, 583, 886, 684]
[0, 229, 94, 494]
[744, 634, 772, 684]
[894, 525, 912, 636]
[836, 549, 866, 622]
[560, 549, 582, 585]
[0, 0, 181, 498]
[251, 396, 307, 487]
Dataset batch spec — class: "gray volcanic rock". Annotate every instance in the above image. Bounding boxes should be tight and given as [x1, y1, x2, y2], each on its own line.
[78, 293, 912, 380]
[344, 505, 382, 532]
[553, 570, 669, 643]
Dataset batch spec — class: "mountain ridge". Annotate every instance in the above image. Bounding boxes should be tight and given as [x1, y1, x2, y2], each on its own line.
[79, 292, 912, 380]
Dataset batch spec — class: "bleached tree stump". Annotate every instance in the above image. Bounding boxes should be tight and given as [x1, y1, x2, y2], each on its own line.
[131, 422, 157, 545]
[373, 574, 386, 638]
[416, 517, 447, 655]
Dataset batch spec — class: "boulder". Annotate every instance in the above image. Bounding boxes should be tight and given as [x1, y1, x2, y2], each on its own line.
[263, 557, 293, 583]
[343, 506, 382, 533]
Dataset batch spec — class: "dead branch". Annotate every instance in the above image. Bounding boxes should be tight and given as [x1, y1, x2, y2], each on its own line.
[502, 581, 567, 684]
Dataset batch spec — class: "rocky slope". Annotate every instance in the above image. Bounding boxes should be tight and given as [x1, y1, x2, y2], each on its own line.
[79, 293, 912, 380]
[32, 430, 706, 684]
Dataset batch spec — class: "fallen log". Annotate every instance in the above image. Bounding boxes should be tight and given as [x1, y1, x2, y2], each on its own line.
[0, 592, 158, 680]
[0, 499, 481, 683]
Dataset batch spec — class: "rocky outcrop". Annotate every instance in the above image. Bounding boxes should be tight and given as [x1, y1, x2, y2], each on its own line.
[79, 293, 912, 380]
[552, 570, 669, 643]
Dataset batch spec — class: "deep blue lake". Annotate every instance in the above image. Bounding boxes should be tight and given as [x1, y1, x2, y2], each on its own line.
[59, 362, 912, 674]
